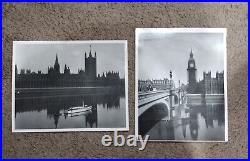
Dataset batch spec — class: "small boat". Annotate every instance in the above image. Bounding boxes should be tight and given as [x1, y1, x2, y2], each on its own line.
[66, 110, 92, 117]
[64, 102, 92, 115]
[64, 106, 92, 114]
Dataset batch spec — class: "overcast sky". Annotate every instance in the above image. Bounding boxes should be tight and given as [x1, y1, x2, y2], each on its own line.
[14, 42, 126, 78]
[138, 30, 225, 85]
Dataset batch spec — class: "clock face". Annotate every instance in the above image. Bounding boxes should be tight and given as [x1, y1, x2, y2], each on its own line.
[190, 63, 194, 68]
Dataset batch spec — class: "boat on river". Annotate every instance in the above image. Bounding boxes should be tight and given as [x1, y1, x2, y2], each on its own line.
[64, 102, 92, 116]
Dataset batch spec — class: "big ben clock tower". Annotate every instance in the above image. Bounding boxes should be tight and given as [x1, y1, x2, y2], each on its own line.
[187, 49, 197, 93]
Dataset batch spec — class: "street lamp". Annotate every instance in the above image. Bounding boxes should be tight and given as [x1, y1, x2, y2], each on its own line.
[169, 70, 172, 109]
[178, 80, 181, 105]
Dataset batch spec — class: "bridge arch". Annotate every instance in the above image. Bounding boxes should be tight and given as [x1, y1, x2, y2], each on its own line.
[138, 101, 170, 136]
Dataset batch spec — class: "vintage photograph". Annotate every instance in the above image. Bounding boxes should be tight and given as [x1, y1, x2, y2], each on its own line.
[12, 41, 128, 132]
[135, 28, 228, 141]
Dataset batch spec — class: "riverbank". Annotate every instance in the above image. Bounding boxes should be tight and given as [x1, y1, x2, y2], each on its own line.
[186, 94, 224, 104]
[15, 86, 124, 99]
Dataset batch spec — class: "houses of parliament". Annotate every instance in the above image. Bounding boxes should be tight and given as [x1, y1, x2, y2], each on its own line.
[187, 49, 224, 94]
[15, 46, 124, 88]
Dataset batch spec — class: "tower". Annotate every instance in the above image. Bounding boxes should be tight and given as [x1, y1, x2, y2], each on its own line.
[203, 71, 211, 94]
[64, 64, 70, 75]
[85, 45, 97, 80]
[54, 54, 60, 74]
[15, 65, 18, 76]
[187, 49, 197, 93]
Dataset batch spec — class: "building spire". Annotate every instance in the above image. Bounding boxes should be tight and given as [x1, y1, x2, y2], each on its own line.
[55, 54, 58, 63]
[54, 54, 59, 66]
[89, 45, 92, 57]
[190, 48, 193, 58]
[54, 53, 60, 74]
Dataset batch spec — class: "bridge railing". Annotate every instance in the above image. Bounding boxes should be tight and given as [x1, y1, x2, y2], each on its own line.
[138, 90, 169, 100]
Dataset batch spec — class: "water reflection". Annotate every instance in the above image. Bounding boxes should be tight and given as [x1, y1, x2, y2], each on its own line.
[189, 109, 199, 140]
[15, 94, 126, 129]
[139, 103, 168, 136]
[139, 102, 225, 141]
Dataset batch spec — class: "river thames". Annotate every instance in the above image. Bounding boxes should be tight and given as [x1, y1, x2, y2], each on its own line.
[15, 90, 126, 129]
[139, 96, 225, 141]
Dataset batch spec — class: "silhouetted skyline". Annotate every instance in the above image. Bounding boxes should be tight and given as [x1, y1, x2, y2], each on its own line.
[14, 42, 126, 78]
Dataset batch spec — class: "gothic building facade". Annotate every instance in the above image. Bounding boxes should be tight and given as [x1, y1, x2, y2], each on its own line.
[186, 50, 224, 94]
[138, 78, 174, 92]
[202, 71, 224, 94]
[15, 47, 123, 88]
[187, 50, 197, 94]
[85, 48, 97, 80]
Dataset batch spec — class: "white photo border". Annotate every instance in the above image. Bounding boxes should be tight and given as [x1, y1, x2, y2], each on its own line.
[135, 28, 228, 142]
[12, 40, 129, 133]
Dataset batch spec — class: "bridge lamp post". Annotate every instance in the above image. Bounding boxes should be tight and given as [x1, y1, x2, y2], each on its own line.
[169, 70, 173, 110]
[178, 80, 181, 105]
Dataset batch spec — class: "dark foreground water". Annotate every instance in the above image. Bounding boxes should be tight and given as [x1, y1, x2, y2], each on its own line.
[139, 101, 225, 141]
[15, 91, 126, 129]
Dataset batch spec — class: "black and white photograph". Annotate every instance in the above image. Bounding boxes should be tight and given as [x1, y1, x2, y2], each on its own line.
[12, 41, 128, 132]
[135, 28, 228, 141]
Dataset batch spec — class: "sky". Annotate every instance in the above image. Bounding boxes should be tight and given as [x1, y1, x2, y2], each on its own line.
[14, 42, 126, 78]
[138, 30, 225, 85]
